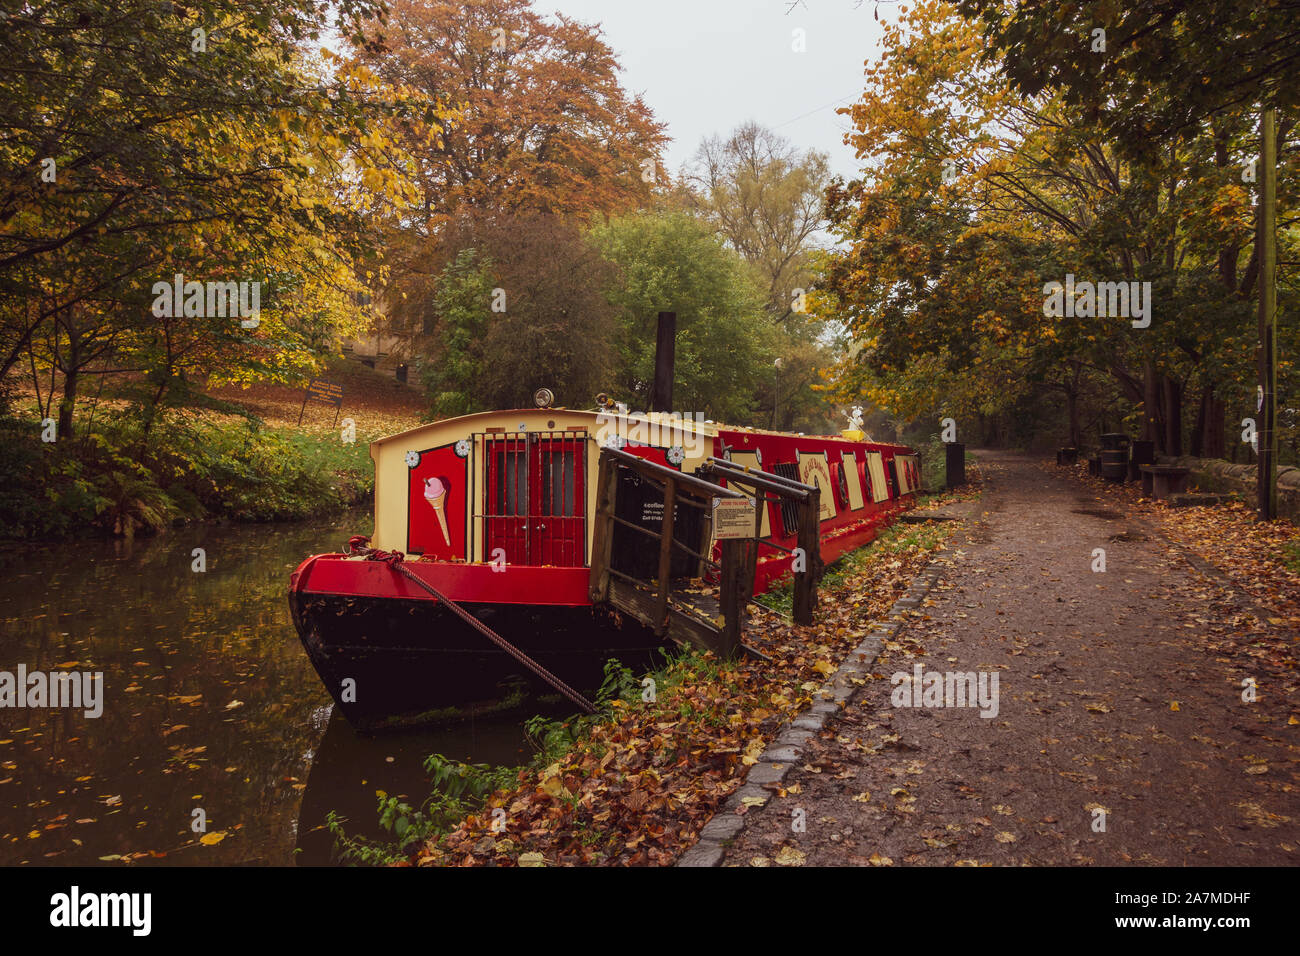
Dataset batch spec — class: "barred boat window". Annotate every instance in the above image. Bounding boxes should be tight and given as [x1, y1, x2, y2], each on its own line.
[772, 462, 801, 535]
[495, 449, 528, 516]
[543, 449, 576, 516]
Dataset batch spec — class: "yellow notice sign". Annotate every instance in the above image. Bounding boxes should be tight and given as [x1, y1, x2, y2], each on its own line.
[712, 497, 756, 539]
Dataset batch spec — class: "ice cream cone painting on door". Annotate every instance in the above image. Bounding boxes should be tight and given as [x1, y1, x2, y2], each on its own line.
[404, 443, 466, 558]
[424, 476, 451, 546]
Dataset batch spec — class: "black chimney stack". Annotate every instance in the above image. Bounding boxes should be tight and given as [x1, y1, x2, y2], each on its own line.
[650, 311, 676, 412]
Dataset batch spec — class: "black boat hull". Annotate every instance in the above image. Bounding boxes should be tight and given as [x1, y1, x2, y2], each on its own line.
[289, 591, 664, 729]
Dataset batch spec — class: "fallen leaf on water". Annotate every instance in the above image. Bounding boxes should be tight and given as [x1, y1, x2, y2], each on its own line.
[199, 831, 226, 846]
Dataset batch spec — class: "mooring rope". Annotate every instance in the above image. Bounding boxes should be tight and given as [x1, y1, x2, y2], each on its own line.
[343, 536, 597, 715]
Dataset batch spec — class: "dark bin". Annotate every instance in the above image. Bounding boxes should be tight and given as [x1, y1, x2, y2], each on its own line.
[1100, 449, 1127, 481]
[946, 442, 966, 489]
[1099, 433, 1130, 481]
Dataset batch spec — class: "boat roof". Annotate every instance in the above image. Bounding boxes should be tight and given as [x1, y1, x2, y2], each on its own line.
[369, 407, 877, 447]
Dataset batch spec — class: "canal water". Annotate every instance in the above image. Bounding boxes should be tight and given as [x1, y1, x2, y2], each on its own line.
[0, 511, 558, 866]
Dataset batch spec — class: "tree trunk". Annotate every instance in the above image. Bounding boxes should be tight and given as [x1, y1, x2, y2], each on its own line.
[57, 325, 80, 441]
[1066, 388, 1081, 448]
[1161, 374, 1183, 456]
[58, 366, 78, 441]
[1192, 385, 1226, 459]
[1142, 358, 1162, 451]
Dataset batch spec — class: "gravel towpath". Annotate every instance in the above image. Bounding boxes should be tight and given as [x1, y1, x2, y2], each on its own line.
[720, 452, 1298, 866]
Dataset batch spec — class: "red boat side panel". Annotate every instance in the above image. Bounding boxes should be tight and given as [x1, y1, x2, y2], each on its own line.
[407, 443, 468, 559]
[295, 555, 592, 607]
[711, 428, 917, 595]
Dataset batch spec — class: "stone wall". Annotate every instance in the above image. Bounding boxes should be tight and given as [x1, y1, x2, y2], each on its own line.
[1156, 454, 1300, 519]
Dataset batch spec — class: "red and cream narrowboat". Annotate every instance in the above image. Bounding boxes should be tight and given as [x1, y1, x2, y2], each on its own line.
[288, 402, 921, 727]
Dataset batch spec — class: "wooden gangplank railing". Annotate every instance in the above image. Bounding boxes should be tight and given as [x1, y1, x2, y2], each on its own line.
[589, 447, 754, 657]
[698, 457, 824, 625]
[589, 448, 827, 658]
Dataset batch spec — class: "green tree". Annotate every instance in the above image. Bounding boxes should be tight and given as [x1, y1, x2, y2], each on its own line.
[685, 123, 830, 320]
[587, 211, 777, 423]
[422, 248, 495, 418]
[421, 213, 617, 417]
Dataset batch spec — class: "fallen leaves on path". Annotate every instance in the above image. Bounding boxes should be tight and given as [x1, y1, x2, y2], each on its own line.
[412, 515, 957, 867]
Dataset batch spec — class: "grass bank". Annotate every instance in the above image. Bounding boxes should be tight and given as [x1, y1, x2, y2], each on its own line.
[0, 409, 379, 539]
[0, 359, 422, 540]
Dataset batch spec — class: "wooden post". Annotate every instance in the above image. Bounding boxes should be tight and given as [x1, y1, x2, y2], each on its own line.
[655, 476, 677, 634]
[718, 537, 751, 657]
[588, 452, 619, 603]
[1258, 106, 1279, 520]
[793, 486, 821, 625]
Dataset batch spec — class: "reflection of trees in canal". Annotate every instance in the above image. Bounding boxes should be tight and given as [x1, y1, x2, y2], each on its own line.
[0, 513, 371, 864]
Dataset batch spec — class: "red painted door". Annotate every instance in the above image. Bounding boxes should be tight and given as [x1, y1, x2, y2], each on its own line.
[536, 437, 585, 567]
[485, 434, 585, 567]
[486, 435, 530, 565]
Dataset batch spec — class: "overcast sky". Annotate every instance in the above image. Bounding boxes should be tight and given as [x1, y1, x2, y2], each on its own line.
[546, 0, 894, 180]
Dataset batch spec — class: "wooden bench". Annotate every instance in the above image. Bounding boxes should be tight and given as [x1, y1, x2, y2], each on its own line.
[1140, 465, 1191, 499]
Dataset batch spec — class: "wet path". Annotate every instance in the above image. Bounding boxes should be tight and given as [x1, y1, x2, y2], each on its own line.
[723, 453, 1298, 865]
